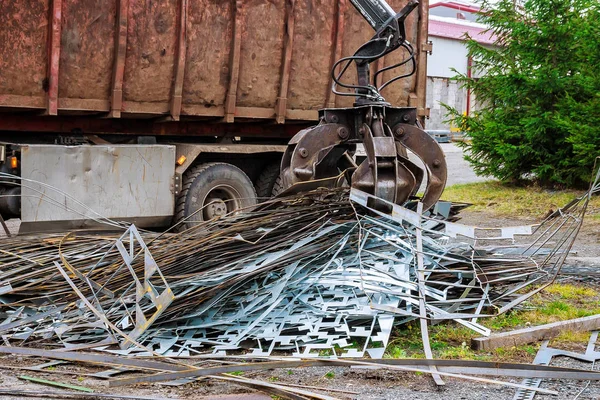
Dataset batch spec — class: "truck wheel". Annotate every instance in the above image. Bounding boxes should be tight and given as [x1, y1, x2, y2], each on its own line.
[254, 163, 281, 200]
[175, 162, 257, 230]
[271, 175, 285, 197]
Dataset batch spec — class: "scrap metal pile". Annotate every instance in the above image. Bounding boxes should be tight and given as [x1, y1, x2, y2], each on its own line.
[0, 181, 594, 361]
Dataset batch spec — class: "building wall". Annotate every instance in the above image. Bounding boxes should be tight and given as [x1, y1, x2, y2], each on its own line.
[426, 37, 469, 130]
[426, 77, 467, 130]
[429, 6, 479, 22]
[427, 37, 468, 78]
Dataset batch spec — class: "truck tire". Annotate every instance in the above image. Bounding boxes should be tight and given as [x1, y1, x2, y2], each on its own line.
[271, 175, 285, 197]
[254, 163, 281, 200]
[175, 162, 257, 230]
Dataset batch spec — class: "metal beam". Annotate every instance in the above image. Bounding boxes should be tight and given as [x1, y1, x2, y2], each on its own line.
[275, 0, 296, 124]
[170, 0, 188, 121]
[472, 314, 600, 351]
[224, 1, 243, 123]
[46, 0, 62, 116]
[110, 0, 129, 118]
[414, 0, 431, 124]
[325, 0, 346, 109]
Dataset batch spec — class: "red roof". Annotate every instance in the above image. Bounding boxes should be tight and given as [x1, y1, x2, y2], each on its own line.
[428, 17, 495, 45]
[430, 1, 481, 14]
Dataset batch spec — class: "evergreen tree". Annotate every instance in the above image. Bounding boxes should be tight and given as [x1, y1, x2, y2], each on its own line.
[447, 0, 600, 187]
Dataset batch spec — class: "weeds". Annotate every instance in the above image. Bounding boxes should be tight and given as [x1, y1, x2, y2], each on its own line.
[385, 282, 599, 363]
[553, 330, 591, 344]
[493, 344, 540, 361]
[442, 181, 600, 219]
[544, 284, 597, 299]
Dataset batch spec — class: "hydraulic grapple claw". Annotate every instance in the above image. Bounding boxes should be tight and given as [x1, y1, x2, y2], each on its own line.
[280, 106, 447, 210]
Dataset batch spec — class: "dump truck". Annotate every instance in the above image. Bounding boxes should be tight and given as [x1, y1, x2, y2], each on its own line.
[0, 0, 432, 233]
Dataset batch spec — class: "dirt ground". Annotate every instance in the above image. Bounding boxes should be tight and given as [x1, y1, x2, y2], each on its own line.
[0, 348, 599, 400]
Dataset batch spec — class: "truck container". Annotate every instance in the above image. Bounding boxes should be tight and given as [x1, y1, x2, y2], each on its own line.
[0, 0, 430, 233]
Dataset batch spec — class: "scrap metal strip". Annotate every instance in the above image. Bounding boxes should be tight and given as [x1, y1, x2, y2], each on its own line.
[107, 358, 585, 392]
[415, 202, 444, 386]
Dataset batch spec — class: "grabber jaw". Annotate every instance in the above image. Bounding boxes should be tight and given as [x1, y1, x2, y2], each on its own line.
[280, 105, 447, 210]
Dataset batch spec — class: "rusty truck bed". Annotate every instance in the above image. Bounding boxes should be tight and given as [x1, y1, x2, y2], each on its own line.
[0, 0, 428, 137]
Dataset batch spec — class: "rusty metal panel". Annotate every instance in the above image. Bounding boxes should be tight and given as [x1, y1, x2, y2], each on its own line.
[0, 0, 427, 126]
[0, 1, 50, 99]
[182, 0, 233, 109]
[20, 145, 176, 225]
[236, 0, 286, 108]
[123, 0, 178, 104]
[59, 0, 117, 101]
[287, 0, 336, 110]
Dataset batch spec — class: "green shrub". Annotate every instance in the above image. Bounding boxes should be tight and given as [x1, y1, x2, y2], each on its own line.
[446, 0, 600, 188]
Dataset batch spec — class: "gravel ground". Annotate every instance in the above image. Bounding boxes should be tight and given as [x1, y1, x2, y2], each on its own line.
[0, 355, 598, 400]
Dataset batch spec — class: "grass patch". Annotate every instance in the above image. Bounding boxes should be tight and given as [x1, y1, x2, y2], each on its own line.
[484, 283, 600, 331]
[553, 329, 591, 344]
[438, 344, 491, 361]
[544, 284, 597, 299]
[493, 344, 540, 361]
[442, 181, 600, 219]
[384, 283, 600, 363]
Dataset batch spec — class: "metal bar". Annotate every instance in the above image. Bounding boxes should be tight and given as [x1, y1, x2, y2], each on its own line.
[272, 382, 359, 395]
[325, 0, 347, 108]
[275, 0, 296, 124]
[415, 202, 444, 386]
[0, 389, 173, 400]
[108, 356, 596, 388]
[413, 0, 430, 124]
[46, 0, 62, 115]
[0, 346, 188, 372]
[224, 1, 243, 123]
[18, 375, 94, 393]
[170, 0, 188, 121]
[328, 359, 558, 395]
[110, 0, 129, 118]
[212, 375, 337, 400]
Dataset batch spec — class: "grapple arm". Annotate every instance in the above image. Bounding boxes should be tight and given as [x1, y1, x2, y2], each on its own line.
[280, 0, 447, 211]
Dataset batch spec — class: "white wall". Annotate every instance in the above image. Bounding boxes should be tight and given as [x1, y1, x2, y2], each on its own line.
[430, 6, 479, 22]
[426, 37, 469, 78]
[426, 77, 467, 130]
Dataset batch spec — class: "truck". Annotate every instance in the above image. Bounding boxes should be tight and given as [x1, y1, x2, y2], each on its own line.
[0, 0, 432, 233]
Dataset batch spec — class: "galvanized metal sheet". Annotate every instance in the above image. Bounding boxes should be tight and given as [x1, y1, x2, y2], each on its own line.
[21, 145, 175, 224]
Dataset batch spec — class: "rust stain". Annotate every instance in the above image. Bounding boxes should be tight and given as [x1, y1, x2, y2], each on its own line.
[123, 0, 178, 103]
[0, 0, 426, 121]
[0, 1, 50, 98]
[183, 0, 234, 108]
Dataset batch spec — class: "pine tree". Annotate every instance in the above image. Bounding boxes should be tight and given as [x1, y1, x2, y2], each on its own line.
[447, 0, 600, 188]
